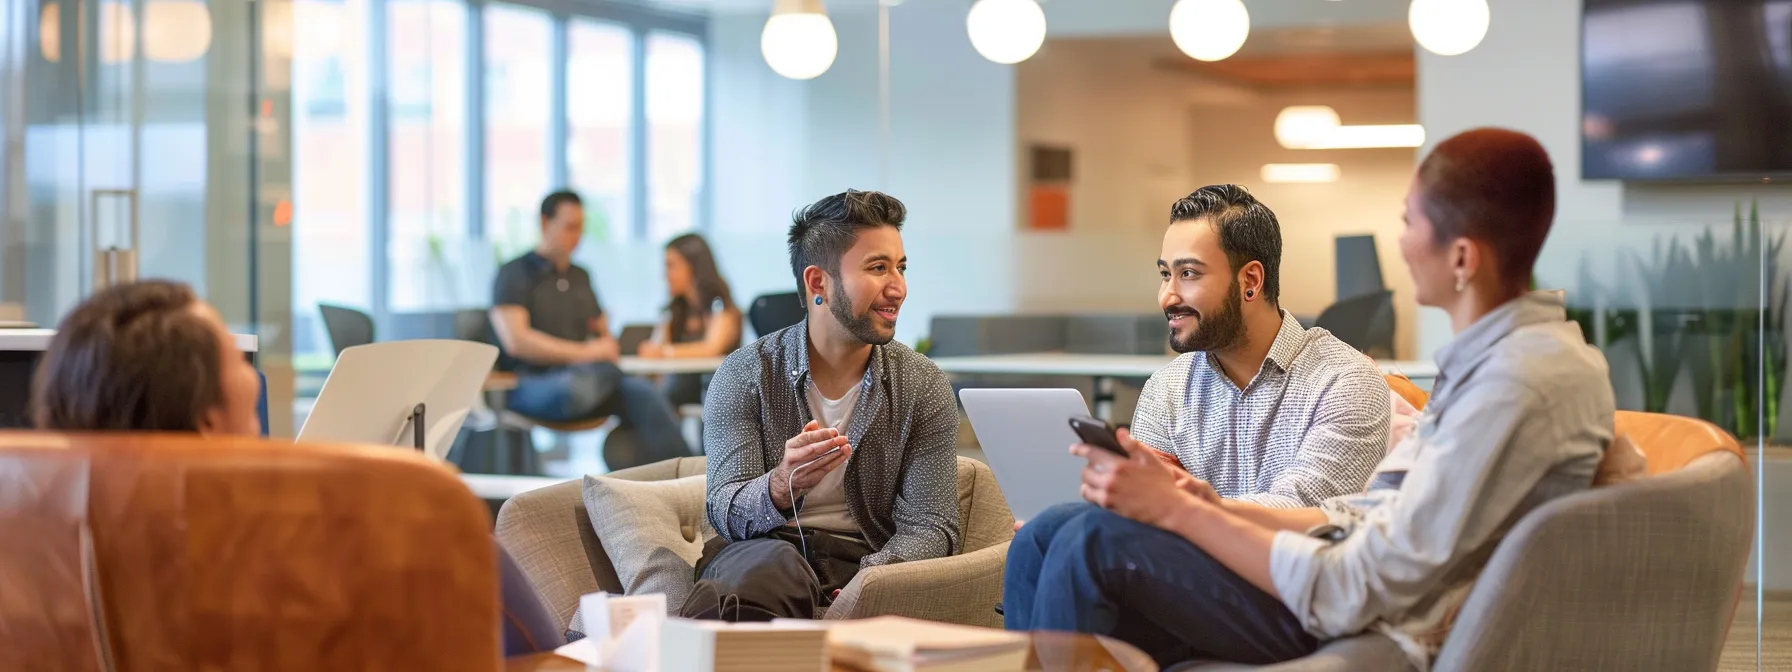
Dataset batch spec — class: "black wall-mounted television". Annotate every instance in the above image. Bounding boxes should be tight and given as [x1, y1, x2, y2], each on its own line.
[1582, 0, 1792, 181]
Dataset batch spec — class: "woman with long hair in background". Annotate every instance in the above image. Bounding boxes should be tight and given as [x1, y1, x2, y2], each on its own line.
[637, 233, 742, 406]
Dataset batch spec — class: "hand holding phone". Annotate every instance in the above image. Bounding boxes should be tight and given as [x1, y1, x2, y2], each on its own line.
[1068, 415, 1130, 457]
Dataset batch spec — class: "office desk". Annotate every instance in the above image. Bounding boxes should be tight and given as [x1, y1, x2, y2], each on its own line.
[618, 356, 727, 376]
[931, 353, 1438, 420]
[0, 329, 261, 428]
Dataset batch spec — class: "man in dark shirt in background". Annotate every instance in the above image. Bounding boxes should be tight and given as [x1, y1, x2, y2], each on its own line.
[488, 190, 690, 470]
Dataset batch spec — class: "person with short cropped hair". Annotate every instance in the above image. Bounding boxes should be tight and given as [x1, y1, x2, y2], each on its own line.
[488, 190, 690, 470]
[1002, 129, 1616, 670]
[681, 190, 959, 621]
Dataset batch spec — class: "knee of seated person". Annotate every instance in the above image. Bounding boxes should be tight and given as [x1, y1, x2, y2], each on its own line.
[730, 538, 811, 573]
[1055, 507, 1169, 553]
[615, 374, 658, 397]
[1029, 501, 1099, 530]
[1015, 502, 1102, 543]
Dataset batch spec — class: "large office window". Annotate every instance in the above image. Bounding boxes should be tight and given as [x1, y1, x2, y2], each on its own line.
[484, 4, 554, 254]
[567, 20, 633, 244]
[292, 0, 372, 360]
[288, 0, 706, 362]
[645, 31, 705, 243]
[387, 0, 470, 310]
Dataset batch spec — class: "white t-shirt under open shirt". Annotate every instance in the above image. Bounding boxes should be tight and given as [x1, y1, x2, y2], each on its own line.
[793, 379, 859, 532]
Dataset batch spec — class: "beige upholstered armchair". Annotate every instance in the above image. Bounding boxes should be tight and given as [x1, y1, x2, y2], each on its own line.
[495, 456, 1014, 632]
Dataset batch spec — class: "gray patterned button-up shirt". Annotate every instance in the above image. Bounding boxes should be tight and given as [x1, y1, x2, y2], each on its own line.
[702, 322, 961, 567]
[1130, 310, 1391, 508]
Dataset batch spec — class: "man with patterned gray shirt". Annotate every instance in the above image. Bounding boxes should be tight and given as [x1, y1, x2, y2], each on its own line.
[1005, 185, 1391, 644]
[681, 189, 960, 622]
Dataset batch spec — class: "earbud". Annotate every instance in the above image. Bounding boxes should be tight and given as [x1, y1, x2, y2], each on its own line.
[814, 295, 824, 306]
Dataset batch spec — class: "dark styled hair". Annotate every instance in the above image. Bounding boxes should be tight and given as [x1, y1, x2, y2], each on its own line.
[539, 190, 583, 223]
[1169, 184, 1283, 304]
[32, 280, 224, 432]
[1416, 128, 1556, 290]
[665, 233, 736, 342]
[786, 189, 907, 298]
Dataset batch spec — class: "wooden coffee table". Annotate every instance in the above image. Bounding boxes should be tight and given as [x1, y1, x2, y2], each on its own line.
[505, 629, 1158, 671]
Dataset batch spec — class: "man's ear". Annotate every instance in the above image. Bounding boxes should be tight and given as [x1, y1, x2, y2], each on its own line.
[196, 407, 223, 435]
[802, 266, 828, 304]
[1240, 260, 1266, 300]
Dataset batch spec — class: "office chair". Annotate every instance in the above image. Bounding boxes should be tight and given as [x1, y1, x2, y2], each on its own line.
[1314, 290, 1396, 358]
[748, 292, 805, 338]
[1334, 234, 1386, 301]
[318, 304, 375, 356]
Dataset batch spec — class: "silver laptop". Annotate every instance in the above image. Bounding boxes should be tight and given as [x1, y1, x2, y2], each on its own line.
[959, 388, 1095, 521]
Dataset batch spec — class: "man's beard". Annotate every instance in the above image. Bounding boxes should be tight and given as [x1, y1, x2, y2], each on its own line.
[1168, 280, 1247, 353]
[831, 282, 894, 346]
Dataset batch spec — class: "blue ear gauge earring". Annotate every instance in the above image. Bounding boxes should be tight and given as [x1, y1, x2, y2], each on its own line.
[814, 296, 824, 305]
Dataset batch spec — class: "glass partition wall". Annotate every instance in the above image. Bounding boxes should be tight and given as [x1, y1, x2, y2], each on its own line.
[1533, 206, 1785, 670]
[285, 0, 707, 375]
[0, 0, 291, 429]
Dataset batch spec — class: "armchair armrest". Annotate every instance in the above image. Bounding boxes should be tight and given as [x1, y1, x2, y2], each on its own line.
[824, 541, 1009, 628]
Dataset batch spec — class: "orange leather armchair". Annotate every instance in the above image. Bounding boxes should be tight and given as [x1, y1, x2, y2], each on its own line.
[0, 433, 501, 672]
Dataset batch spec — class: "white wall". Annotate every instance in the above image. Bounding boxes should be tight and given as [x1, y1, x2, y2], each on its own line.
[580, 1, 1018, 345]
[1017, 38, 1420, 357]
[1415, 0, 1792, 359]
[1418, 0, 1792, 590]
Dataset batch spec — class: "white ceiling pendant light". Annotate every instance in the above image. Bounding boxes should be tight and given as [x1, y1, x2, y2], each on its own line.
[1408, 0, 1490, 56]
[1169, 0, 1250, 62]
[1261, 163, 1341, 184]
[762, 0, 838, 80]
[38, 3, 58, 63]
[1274, 106, 1342, 149]
[1273, 105, 1426, 149]
[144, 0, 212, 63]
[966, 0, 1046, 65]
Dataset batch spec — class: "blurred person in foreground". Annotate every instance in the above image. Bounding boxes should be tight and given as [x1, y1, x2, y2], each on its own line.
[1002, 128, 1615, 669]
[33, 280, 564, 656]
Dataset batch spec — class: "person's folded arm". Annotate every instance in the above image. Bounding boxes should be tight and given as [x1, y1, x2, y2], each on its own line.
[1233, 367, 1391, 509]
[489, 305, 600, 365]
[659, 308, 743, 359]
[862, 371, 961, 567]
[703, 356, 790, 541]
[1269, 383, 1563, 638]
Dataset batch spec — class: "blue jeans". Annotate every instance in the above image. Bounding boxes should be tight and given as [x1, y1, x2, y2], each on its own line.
[1004, 503, 1318, 667]
[506, 362, 691, 470]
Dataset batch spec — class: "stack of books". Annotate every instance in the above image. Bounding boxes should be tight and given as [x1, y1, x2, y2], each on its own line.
[820, 616, 1031, 672]
[659, 618, 830, 672]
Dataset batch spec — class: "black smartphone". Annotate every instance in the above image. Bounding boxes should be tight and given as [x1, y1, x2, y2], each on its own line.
[1068, 415, 1129, 457]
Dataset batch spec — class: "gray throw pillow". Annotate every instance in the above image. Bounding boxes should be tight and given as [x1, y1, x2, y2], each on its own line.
[568, 474, 711, 635]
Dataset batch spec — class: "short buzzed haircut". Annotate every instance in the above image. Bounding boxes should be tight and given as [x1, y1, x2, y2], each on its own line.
[1169, 184, 1283, 304]
[786, 190, 908, 299]
[1416, 128, 1556, 290]
[539, 190, 582, 222]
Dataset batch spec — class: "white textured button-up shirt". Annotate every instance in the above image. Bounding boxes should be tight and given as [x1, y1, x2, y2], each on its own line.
[1130, 311, 1392, 508]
